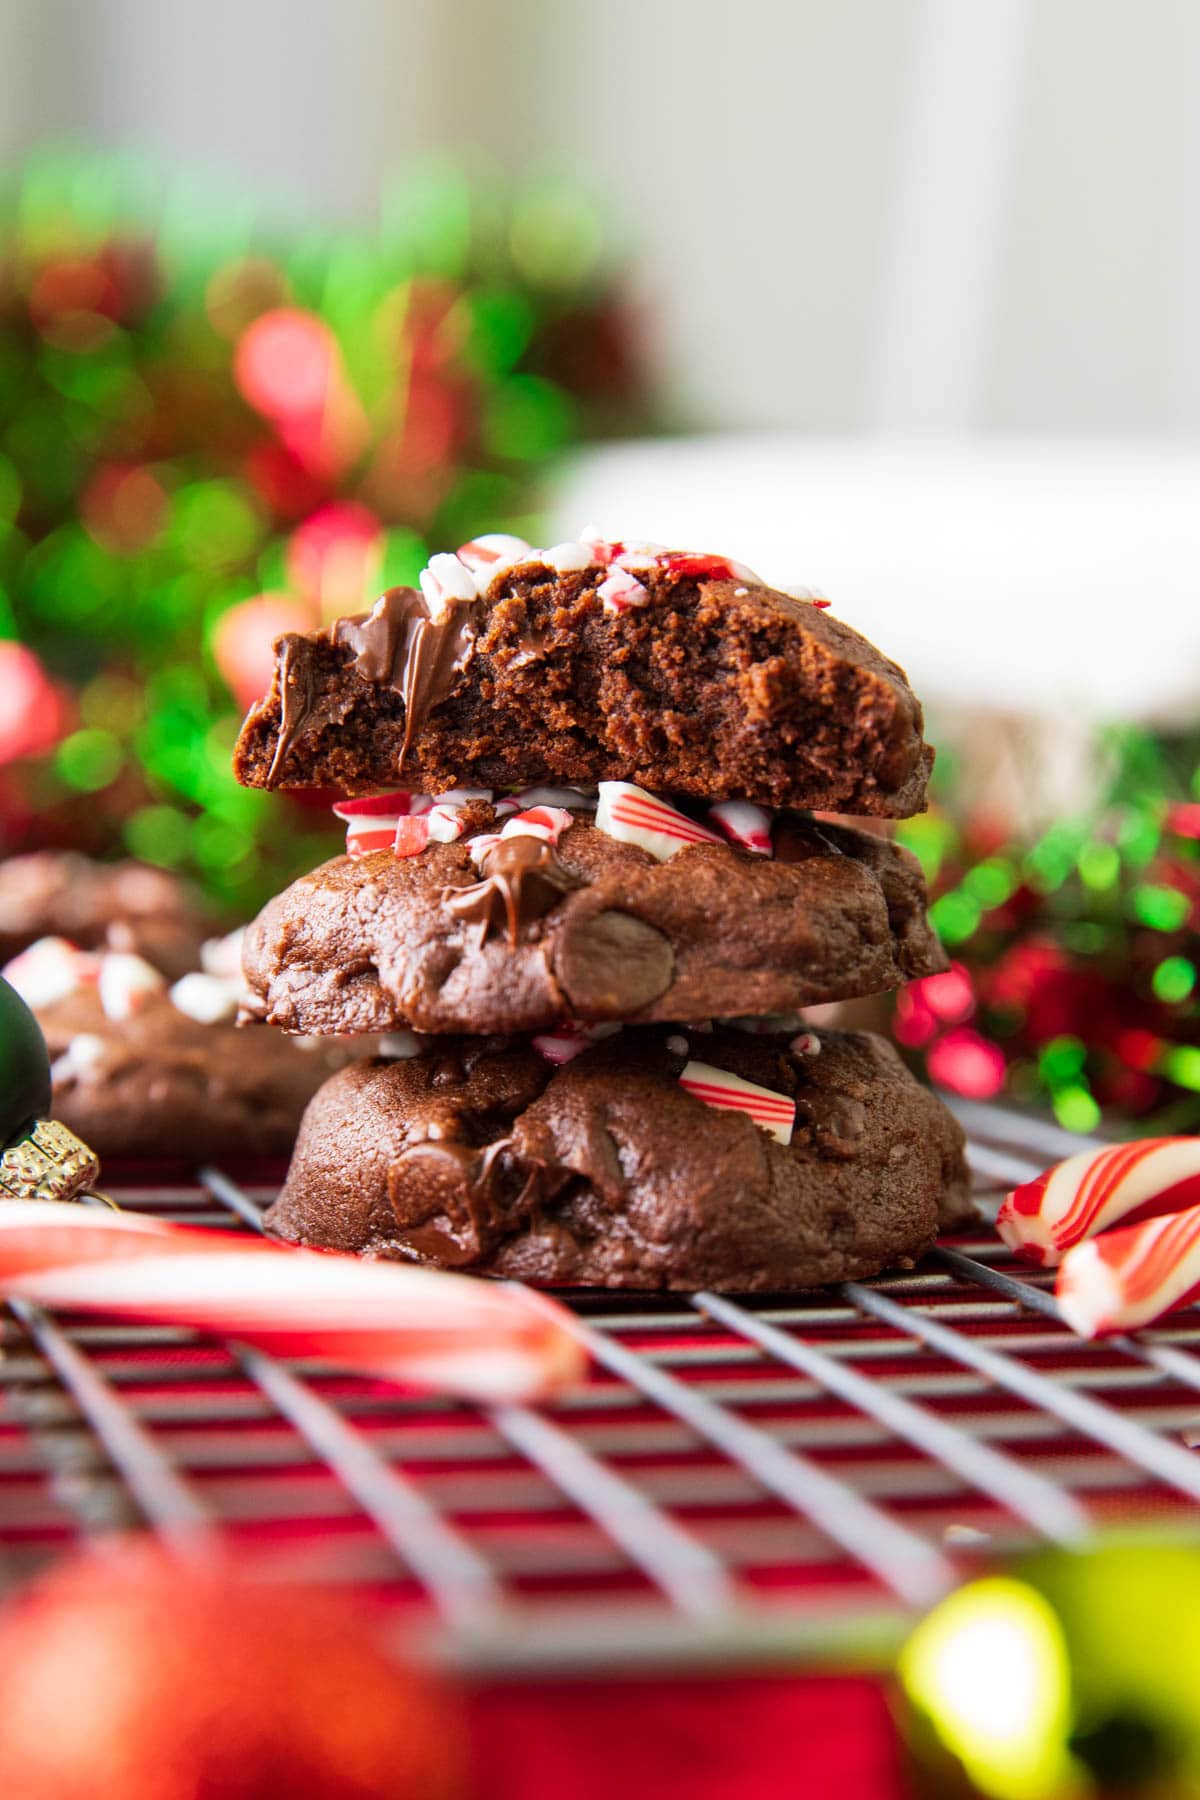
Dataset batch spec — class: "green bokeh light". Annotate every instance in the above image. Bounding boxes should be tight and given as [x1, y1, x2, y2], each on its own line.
[1153, 956, 1197, 1005]
[1052, 1086, 1102, 1133]
[54, 726, 123, 792]
[1131, 884, 1191, 932]
[930, 890, 981, 945]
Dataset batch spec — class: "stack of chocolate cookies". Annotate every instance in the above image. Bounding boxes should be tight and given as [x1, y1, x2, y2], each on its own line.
[233, 532, 969, 1291]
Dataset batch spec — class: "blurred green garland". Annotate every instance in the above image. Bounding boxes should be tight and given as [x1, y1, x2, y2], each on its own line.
[0, 149, 648, 911]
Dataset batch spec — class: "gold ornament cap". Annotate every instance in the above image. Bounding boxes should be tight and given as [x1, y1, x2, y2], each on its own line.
[0, 1118, 104, 1204]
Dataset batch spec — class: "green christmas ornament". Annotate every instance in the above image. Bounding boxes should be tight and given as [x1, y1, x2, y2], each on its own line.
[0, 974, 52, 1144]
[0, 974, 103, 1203]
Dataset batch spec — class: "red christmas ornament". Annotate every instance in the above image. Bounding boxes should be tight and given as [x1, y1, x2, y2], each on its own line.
[0, 1542, 466, 1800]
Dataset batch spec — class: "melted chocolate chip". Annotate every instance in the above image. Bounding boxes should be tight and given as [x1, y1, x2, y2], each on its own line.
[444, 837, 575, 948]
[335, 586, 480, 770]
[387, 1132, 570, 1264]
[553, 910, 675, 1017]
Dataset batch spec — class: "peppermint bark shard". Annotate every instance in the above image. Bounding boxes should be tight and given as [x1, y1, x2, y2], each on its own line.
[233, 563, 934, 816]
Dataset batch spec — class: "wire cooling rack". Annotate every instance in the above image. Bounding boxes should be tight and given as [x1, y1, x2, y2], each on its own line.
[5, 1101, 1200, 1675]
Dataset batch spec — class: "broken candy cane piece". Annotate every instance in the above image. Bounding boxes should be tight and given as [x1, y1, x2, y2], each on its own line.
[455, 534, 531, 584]
[595, 782, 723, 862]
[597, 567, 650, 614]
[4, 937, 97, 1009]
[678, 1060, 795, 1145]
[0, 1203, 584, 1401]
[1056, 1203, 1200, 1338]
[495, 785, 597, 816]
[334, 790, 431, 858]
[200, 928, 246, 982]
[790, 1031, 822, 1057]
[50, 1033, 108, 1083]
[708, 800, 774, 856]
[170, 972, 239, 1025]
[997, 1137, 1200, 1267]
[419, 550, 479, 616]
[98, 953, 165, 1022]
[469, 805, 575, 871]
[499, 806, 574, 845]
[531, 1022, 622, 1066]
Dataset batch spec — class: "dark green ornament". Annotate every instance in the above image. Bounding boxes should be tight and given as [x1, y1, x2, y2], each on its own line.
[0, 974, 53, 1147]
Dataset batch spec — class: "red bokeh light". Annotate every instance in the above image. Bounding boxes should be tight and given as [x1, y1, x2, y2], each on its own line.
[235, 308, 337, 421]
[213, 593, 318, 711]
[286, 502, 384, 618]
[81, 464, 169, 554]
[0, 644, 67, 765]
[926, 1027, 1007, 1099]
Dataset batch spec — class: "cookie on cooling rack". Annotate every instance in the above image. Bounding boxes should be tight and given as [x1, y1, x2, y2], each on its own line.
[4, 936, 364, 1163]
[241, 800, 946, 1038]
[0, 852, 215, 978]
[264, 1025, 971, 1290]
[233, 533, 932, 817]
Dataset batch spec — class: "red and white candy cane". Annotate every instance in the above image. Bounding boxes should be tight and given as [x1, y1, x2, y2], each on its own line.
[997, 1138, 1200, 1266]
[678, 1060, 795, 1146]
[1056, 1203, 1200, 1338]
[0, 1204, 582, 1401]
[595, 783, 723, 862]
[707, 800, 774, 857]
[333, 791, 487, 859]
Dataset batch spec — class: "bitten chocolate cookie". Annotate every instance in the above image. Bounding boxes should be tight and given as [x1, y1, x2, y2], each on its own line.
[233, 534, 933, 816]
[0, 852, 215, 977]
[241, 804, 947, 1037]
[6, 938, 362, 1162]
[265, 1026, 971, 1290]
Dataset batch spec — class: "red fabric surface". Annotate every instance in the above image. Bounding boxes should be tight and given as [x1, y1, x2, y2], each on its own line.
[465, 1673, 907, 1800]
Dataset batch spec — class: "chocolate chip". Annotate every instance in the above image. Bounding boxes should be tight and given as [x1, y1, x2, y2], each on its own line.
[553, 911, 674, 1017]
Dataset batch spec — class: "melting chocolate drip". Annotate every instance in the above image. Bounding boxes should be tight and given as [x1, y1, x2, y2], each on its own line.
[266, 637, 317, 786]
[263, 585, 481, 787]
[388, 1132, 570, 1265]
[444, 836, 575, 948]
[335, 586, 481, 770]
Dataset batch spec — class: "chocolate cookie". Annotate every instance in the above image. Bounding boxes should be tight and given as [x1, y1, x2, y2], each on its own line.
[233, 535, 932, 816]
[241, 807, 947, 1037]
[0, 853, 214, 978]
[265, 1026, 970, 1290]
[7, 939, 362, 1162]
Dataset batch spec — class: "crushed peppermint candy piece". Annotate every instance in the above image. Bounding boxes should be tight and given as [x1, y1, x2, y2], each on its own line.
[200, 928, 245, 982]
[538, 541, 596, 573]
[455, 534, 531, 582]
[790, 1031, 822, 1057]
[997, 1138, 1200, 1268]
[665, 1033, 689, 1056]
[1056, 1203, 1200, 1338]
[595, 782, 723, 862]
[466, 831, 502, 870]
[380, 1029, 422, 1059]
[50, 1033, 108, 1083]
[419, 551, 478, 617]
[597, 567, 650, 614]
[169, 971, 240, 1025]
[708, 800, 774, 856]
[333, 790, 486, 859]
[678, 1060, 795, 1145]
[495, 785, 597, 816]
[532, 1021, 622, 1065]
[98, 952, 166, 1022]
[4, 937, 96, 1009]
[499, 805, 574, 846]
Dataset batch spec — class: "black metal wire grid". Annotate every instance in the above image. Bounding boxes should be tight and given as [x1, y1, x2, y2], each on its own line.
[5, 1101, 1200, 1675]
